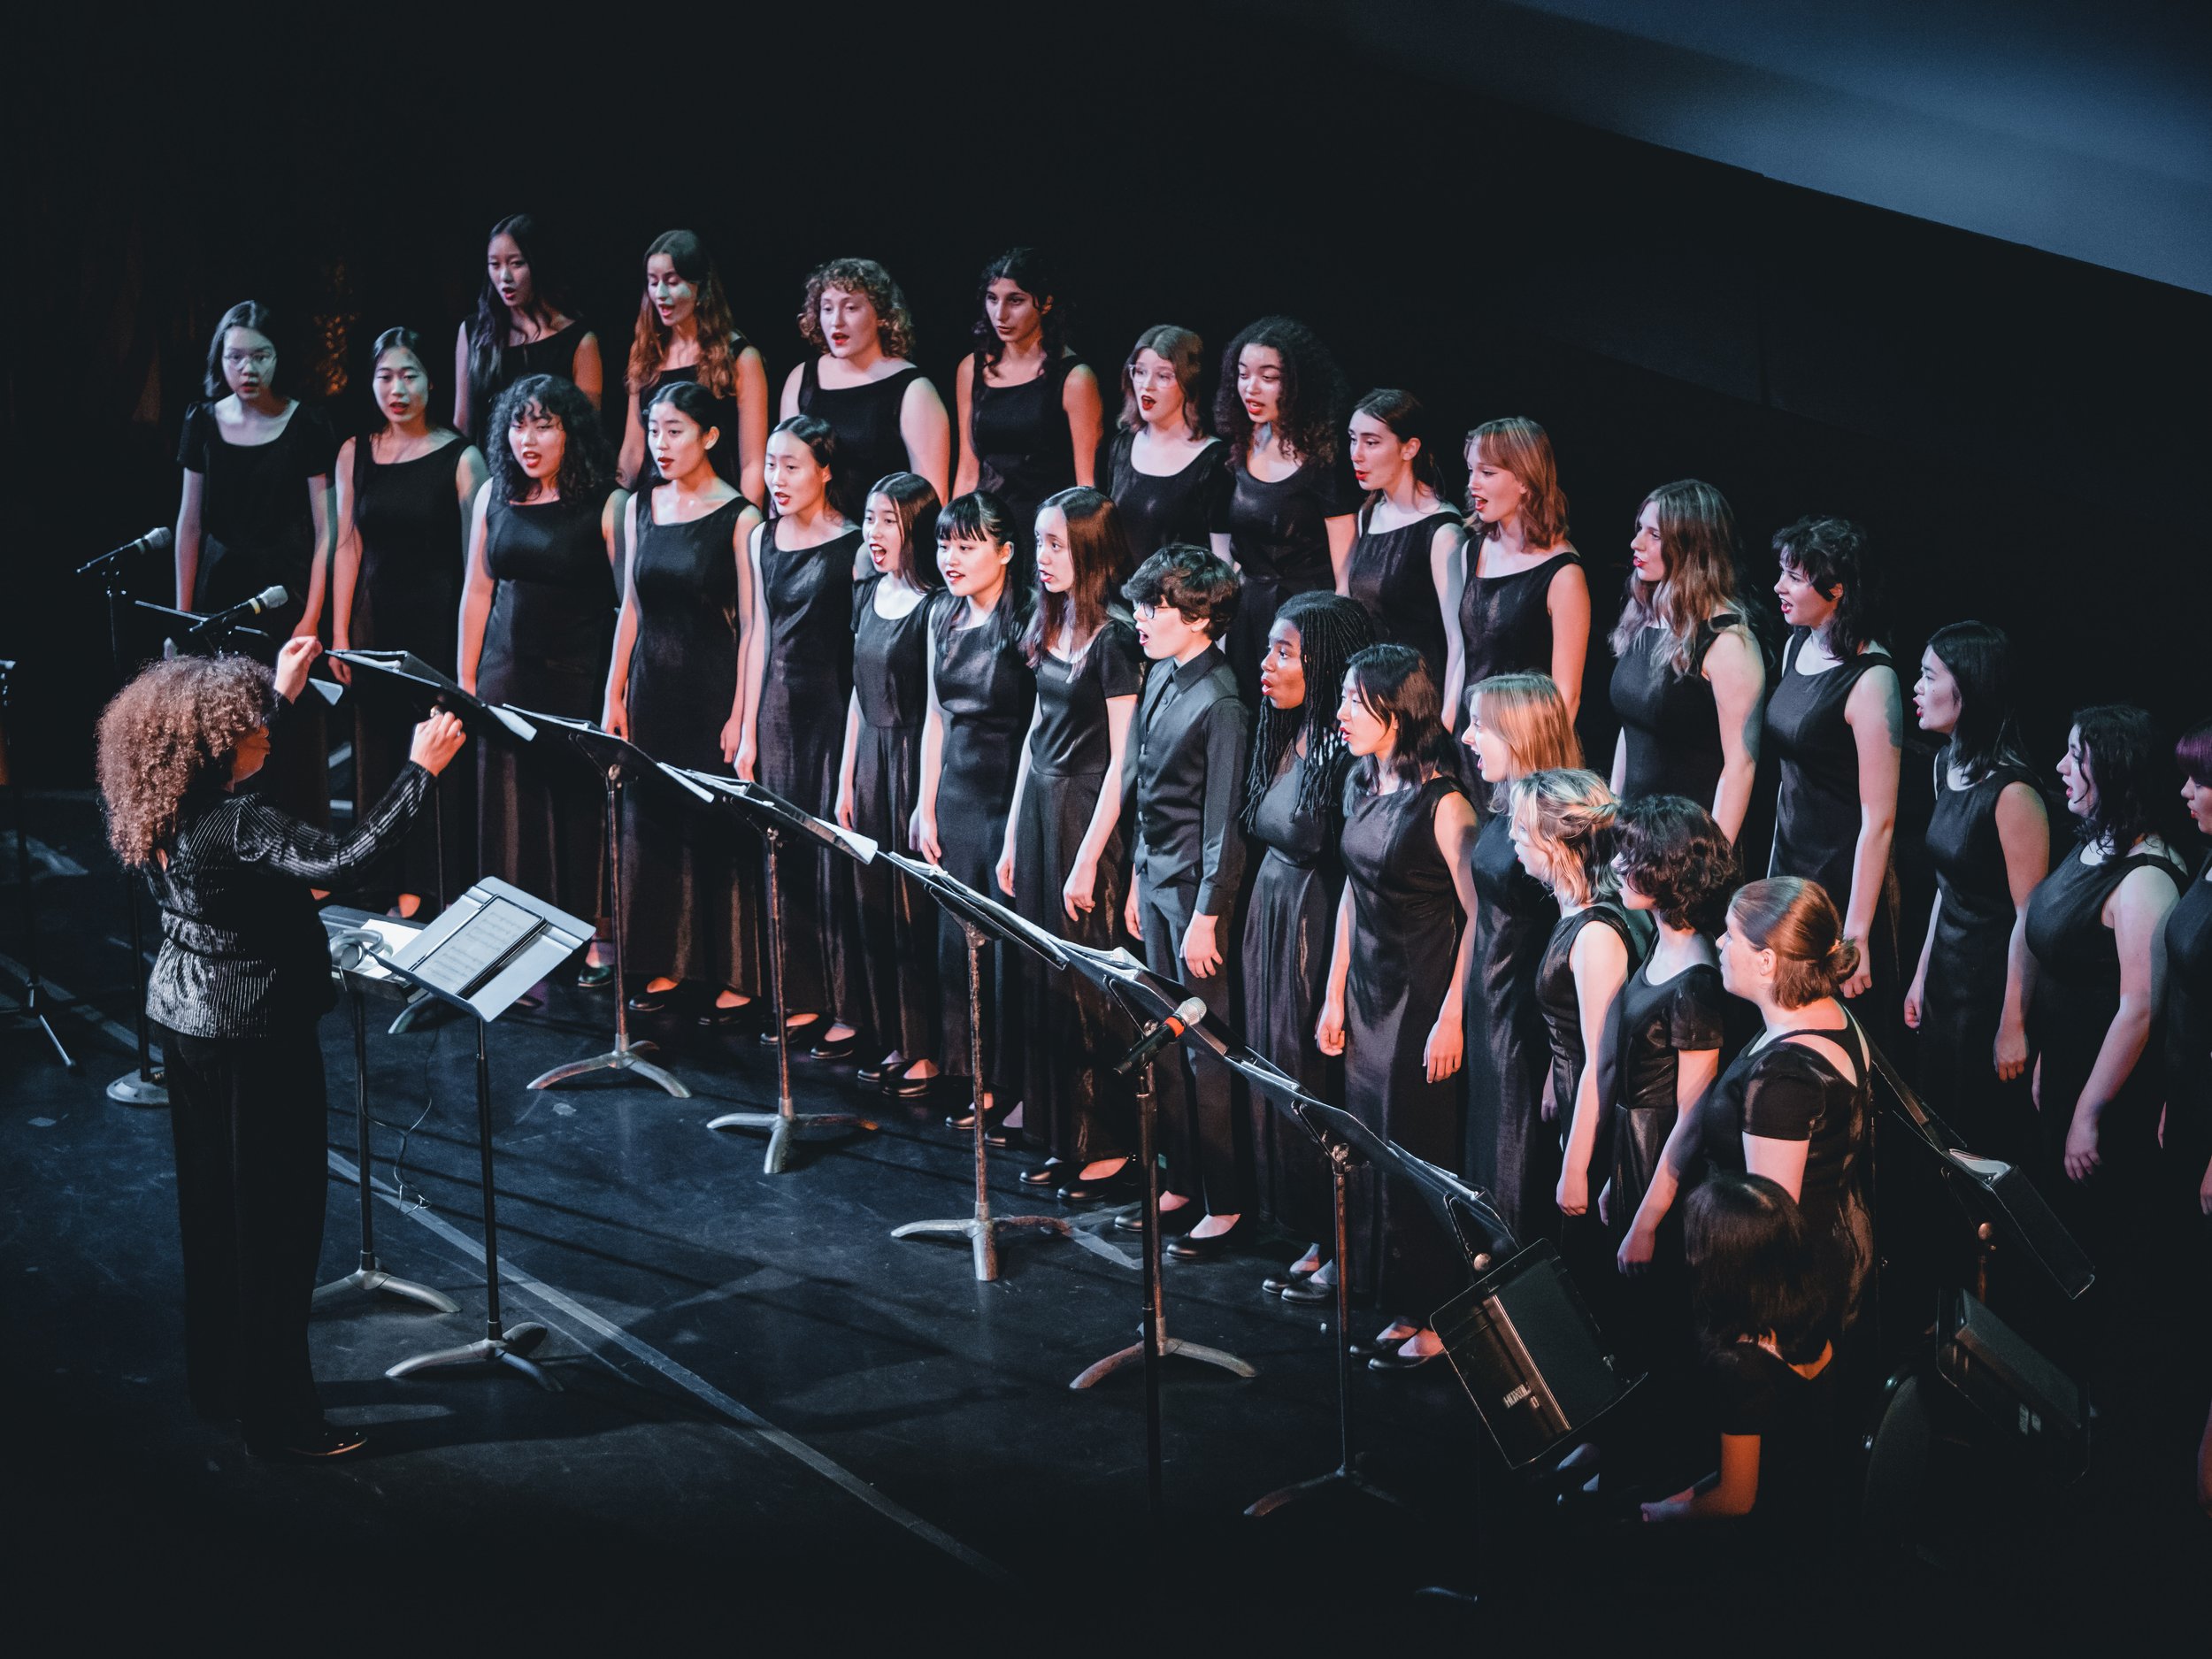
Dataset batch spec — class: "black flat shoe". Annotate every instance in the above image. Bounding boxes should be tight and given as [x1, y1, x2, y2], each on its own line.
[245, 1421, 369, 1461]
[858, 1056, 906, 1087]
[763, 1014, 825, 1048]
[1115, 1202, 1200, 1237]
[626, 989, 673, 1014]
[1019, 1158, 1068, 1188]
[1165, 1218, 1245, 1261]
[1263, 1249, 1325, 1296]
[1348, 1328, 1419, 1362]
[889, 1069, 937, 1100]
[696, 998, 758, 1031]
[1367, 1342, 1444, 1373]
[574, 959, 617, 989]
[1059, 1161, 1138, 1203]
[808, 1030, 858, 1061]
[943, 1102, 1016, 1146]
[1279, 1264, 1338, 1304]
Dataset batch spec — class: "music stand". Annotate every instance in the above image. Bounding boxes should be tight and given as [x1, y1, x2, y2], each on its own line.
[132, 599, 279, 661]
[511, 711, 690, 1099]
[373, 877, 593, 1391]
[313, 907, 460, 1316]
[676, 772, 876, 1174]
[878, 850, 1071, 1280]
[0, 659, 77, 1070]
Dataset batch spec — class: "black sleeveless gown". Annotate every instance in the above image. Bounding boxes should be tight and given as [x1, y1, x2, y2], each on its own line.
[1099, 430, 1232, 569]
[849, 579, 941, 1063]
[932, 609, 1036, 1087]
[1461, 547, 1581, 693]
[1609, 617, 1732, 809]
[620, 495, 757, 990]
[799, 359, 926, 500]
[1345, 503, 1462, 692]
[1921, 756, 2041, 1161]
[469, 319, 587, 444]
[971, 355, 1079, 551]
[755, 518, 861, 1017]
[1340, 772, 1468, 1315]
[1013, 618, 1145, 1164]
[1465, 810, 1559, 1234]
[348, 434, 473, 905]
[1224, 449, 1361, 692]
[1241, 745, 1346, 1242]
[641, 345, 749, 494]
[476, 495, 617, 925]
[1765, 631, 1901, 1050]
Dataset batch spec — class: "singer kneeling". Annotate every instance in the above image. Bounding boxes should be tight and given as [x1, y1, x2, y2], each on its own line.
[96, 638, 466, 1460]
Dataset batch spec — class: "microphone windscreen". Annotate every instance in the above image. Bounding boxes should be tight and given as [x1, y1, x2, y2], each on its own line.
[145, 527, 174, 555]
[1173, 995, 1209, 1025]
[256, 584, 289, 610]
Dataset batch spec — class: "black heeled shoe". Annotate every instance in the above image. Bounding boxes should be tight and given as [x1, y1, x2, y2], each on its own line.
[1059, 1160, 1138, 1204]
[1165, 1217, 1245, 1261]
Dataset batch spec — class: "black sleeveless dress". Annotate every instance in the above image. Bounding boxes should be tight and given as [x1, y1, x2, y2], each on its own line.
[1340, 772, 1469, 1314]
[2025, 842, 2184, 1232]
[1242, 744, 1347, 1242]
[849, 579, 941, 1063]
[1224, 449, 1362, 692]
[641, 345, 749, 493]
[798, 359, 926, 500]
[1465, 809, 1559, 1233]
[932, 607, 1037, 1086]
[469, 319, 587, 445]
[2162, 858, 2212, 1246]
[1099, 430, 1232, 569]
[1609, 617, 1734, 809]
[1921, 756, 2041, 1161]
[755, 518, 861, 1017]
[476, 494, 618, 924]
[348, 434, 472, 904]
[1013, 618, 1145, 1164]
[1461, 547, 1581, 693]
[179, 401, 339, 825]
[970, 355, 1079, 549]
[1344, 503, 1463, 691]
[620, 495, 757, 990]
[1701, 1016, 1874, 1326]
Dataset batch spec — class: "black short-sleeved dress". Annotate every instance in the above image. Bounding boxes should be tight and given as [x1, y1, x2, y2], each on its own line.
[619, 495, 757, 991]
[346, 434, 475, 905]
[1609, 616, 1736, 809]
[1461, 547, 1581, 694]
[638, 345, 750, 494]
[932, 606, 1037, 1087]
[1465, 809, 1560, 1233]
[1224, 449, 1361, 691]
[1241, 744, 1348, 1241]
[179, 400, 339, 824]
[1100, 430, 1232, 570]
[1701, 1017, 1873, 1326]
[970, 355, 1080, 550]
[1013, 616, 1145, 1164]
[1610, 957, 1726, 1228]
[799, 359, 927, 505]
[1700, 1341, 1842, 1539]
[469, 320, 588, 446]
[2024, 842, 2184, 1233]
[476, 494, 618, 925]
[1766, 631, 1901, 1046]
[754, 518, 861, 1018]
[849, 578, 941, 1063]
[1340, 772, 1469, 1314]
[1920, 756, 2042, 1160]
[1344, 503, 1462, 692]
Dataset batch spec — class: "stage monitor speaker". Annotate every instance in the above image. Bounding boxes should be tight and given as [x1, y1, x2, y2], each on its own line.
[1935, 1286, 2089, 1482]
[1436, 1240, 1636, 1470]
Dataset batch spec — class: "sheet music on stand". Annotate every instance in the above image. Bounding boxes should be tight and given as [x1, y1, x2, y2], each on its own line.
[679, 769, 882, 864]
[380, 877, 592, 1022]
[328, 649, 540, 742]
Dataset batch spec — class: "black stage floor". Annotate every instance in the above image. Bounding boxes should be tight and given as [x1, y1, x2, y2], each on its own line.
[4, 793, 2204, 1643]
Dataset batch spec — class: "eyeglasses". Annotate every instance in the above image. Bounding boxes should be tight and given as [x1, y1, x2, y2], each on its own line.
[222, 349, 276, 368]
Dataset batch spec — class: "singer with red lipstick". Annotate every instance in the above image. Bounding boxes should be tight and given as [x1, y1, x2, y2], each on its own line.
[458, 375, 626, 966]
[455, 213, 602, 442]
[619, 230, 768, 502]
[1099, 325, 1233, 570]
[785, 259, 952, 513]
[1341, 389, 1464, 711]
[329, 326, 487, 918]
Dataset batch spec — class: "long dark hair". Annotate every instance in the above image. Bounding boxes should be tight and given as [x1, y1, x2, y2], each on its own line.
[1609, 480, 1745, 673]
[1775, 515, 1885, 660]
[1244, 592, 1373, 830]
[935, 491, 1034, 649]
[202, 300, 286, 398]
[1686, 1172, 1832, 1366]
[972, 247, 1069, 372]
[769, 413, 856, 524]
[2070, 703, 2177, 855]
[1023, 488, 1129, 667]
[1346, 644, 1454, 792]
[1924, 620, 2028, 783]
[468, 214, 571, 400]
[1215, 316, 1348, 468]
[366, 326, 451, 436]
[1352, 388, 1448, 505]
[627, 229, 744, 400]
[643, 380, 729, 476]
[865, 472, 944, 594]
[487, 374, 615, 505]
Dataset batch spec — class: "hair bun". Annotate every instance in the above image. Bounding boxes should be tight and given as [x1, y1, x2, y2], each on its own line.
[1827, 937, 1861, 984]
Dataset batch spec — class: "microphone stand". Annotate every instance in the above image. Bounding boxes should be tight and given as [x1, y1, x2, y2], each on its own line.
[0, 660, 78, 1070]
[82, 567, 165, 1102]
[879, 851, 1070, 1279]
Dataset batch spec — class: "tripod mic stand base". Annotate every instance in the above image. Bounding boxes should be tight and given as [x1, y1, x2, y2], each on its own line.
[891, 1213, 1070, 1281]
[1071, 1334, 1256, 1390]
[706, 1108, 871, 1174]
[313, 1263, 463, 1315]
[529, 1040, 691, 1097]
[1244, 1461, 1410, 1518]
[106, 1068, 168, 1106]
[386, 1321, 557, 1391]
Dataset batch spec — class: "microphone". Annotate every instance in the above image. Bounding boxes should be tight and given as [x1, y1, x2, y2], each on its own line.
[74, 526, 173, 576]
[1115, 995, 1208, 1074]
[183, 584, 289, 636]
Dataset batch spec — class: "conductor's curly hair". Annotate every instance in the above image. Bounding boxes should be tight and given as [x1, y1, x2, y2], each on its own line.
[96, 656, 274, 868]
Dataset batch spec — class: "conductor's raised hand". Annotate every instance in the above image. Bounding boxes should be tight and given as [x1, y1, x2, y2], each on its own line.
[273, 634, 321, 703]
[408, 710, 467, 776]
